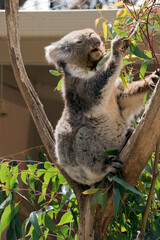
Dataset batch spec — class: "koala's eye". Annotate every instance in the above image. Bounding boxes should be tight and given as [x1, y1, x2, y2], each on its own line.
[76, 40, 83, 44]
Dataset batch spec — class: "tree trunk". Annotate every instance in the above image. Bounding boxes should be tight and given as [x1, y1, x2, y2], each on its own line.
[5, 1, 160, 239]
[77, 195, 95, 240]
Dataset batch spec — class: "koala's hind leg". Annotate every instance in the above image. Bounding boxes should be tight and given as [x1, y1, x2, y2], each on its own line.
[73, 127, 122, 180]
[117, 71, 160, 121]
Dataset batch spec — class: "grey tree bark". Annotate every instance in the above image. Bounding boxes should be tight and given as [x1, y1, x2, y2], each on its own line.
[5, 0, 160, 239]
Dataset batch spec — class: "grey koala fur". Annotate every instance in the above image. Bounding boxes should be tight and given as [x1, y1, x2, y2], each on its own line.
[45, 29, 159, 185]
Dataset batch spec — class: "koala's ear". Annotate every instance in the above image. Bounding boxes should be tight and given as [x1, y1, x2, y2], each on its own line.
[45, 42, 59, 68]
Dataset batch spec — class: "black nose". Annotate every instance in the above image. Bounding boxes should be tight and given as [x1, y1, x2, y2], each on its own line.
[90, 34, 101, 48]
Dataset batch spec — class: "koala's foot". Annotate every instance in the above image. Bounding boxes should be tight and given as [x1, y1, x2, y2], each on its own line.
[111, 36, 129, 55]
[147, 69, 160, 88]
[108, 156, 123, 174]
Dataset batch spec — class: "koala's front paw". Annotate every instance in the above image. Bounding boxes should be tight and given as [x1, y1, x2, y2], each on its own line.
[147, 69, 160, 88]
[111, 37, 129, 55]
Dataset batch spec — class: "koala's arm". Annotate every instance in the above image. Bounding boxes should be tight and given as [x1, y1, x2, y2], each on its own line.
[83, 38, 128, 101]
[117, 71, 160, 120]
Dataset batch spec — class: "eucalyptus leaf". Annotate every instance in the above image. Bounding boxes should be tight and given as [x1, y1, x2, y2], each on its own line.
[0, 203, 19, 237]
[107, 23, 113, 39]
[57, 211, 74, 226]
[70, 208, 78, 231]
[103, 149, 119, 156]
[96, 51, 111, 71]
[0, 193, 12, 210]
[102, 22, 107, 41]
[129, 43, 152, 60]
[112, 26, 128, 37]
[139, 60, 148, 79]
[113, 182, 121, 218]
[112, 176, 141, 196]
[22, 218, 30, 240]
[49, 70, 61, 76]
[120, 70, 128, 89]
[128, 20, 140, 38]
[55, 76, 65, 91]
[29, 211, 43, 237]
[90, 191, 101, 214]
[43, 213, 61, 234]
[83, 188, 99, 195]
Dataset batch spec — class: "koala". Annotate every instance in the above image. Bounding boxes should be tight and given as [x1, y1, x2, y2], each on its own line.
[45, 29, 159, 185]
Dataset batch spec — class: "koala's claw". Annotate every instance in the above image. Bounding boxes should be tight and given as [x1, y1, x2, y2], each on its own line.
[155, 69, 160, 77]
[121, 38, 129, 51]
[112, 36, 129, 54]
[108, 156, 123, 174]
[147, 70, 160, 87]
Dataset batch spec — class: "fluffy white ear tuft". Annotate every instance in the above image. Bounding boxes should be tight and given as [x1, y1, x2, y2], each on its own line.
[45, 43, 57, 65]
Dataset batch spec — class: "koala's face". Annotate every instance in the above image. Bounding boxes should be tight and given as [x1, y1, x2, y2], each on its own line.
[45, 29, 105, 70]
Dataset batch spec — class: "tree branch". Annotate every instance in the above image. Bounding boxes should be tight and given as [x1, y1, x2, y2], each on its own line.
[5, 0, 160, 238]
[5, 0, 81, 195]
[140, 138, 160, 239]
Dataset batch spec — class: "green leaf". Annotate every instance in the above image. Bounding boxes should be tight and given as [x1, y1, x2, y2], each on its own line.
[152, 219, 160, 237]
[108, 233, 130, 240]
[103, 149, 119, 156]
[90, 191, 101, 214]
[22, 218, 30, 240]
[112, 26, 128, 37]
[30, 229, 40, 240]
[98, 190, 108, 214]
[70, 208, 78, 231]
[49, 70, 61, 76]
[55, 76, 65, 91]
[139, 60, 148, 79]
[128, 20, 140, 39]
[154, 21, 159, 30]
[0, 162, 9, 183]
[58, 211, 74, 226]
[43, 214, 59, 233]
[44, 162, 51, 170]
[113, 182, 121, 218]
[112, 176, 141, 196]
[107, 23, 113, 39]
[145, 163, 152, 175]
[102, 22, 107, 41]
[0, 203, 19, 237]
[38, 194, 45, 204]
[96, 51, 111, 71]
[29, 211, 43, 237]
[21, 171, 28, 185]
[113, 16, 127, 21]
[57, 226, 69, 240]
[83, 188, 99, 195]
[14, 213, 22, 239]
[123, 60, 132, 66]
[120, 70, 128, 89]
[143, 89, 152, 105]
[9, 167, 18, 189]
[7, 212, 22, 240]
[129, 43, 152, 60]
[0, 193, 12, 210]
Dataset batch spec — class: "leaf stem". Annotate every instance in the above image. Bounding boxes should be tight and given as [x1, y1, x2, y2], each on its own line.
[140, 138, 160, 240]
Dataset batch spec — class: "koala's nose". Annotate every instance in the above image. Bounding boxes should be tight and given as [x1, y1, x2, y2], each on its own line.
[90, 34, 101, 48]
